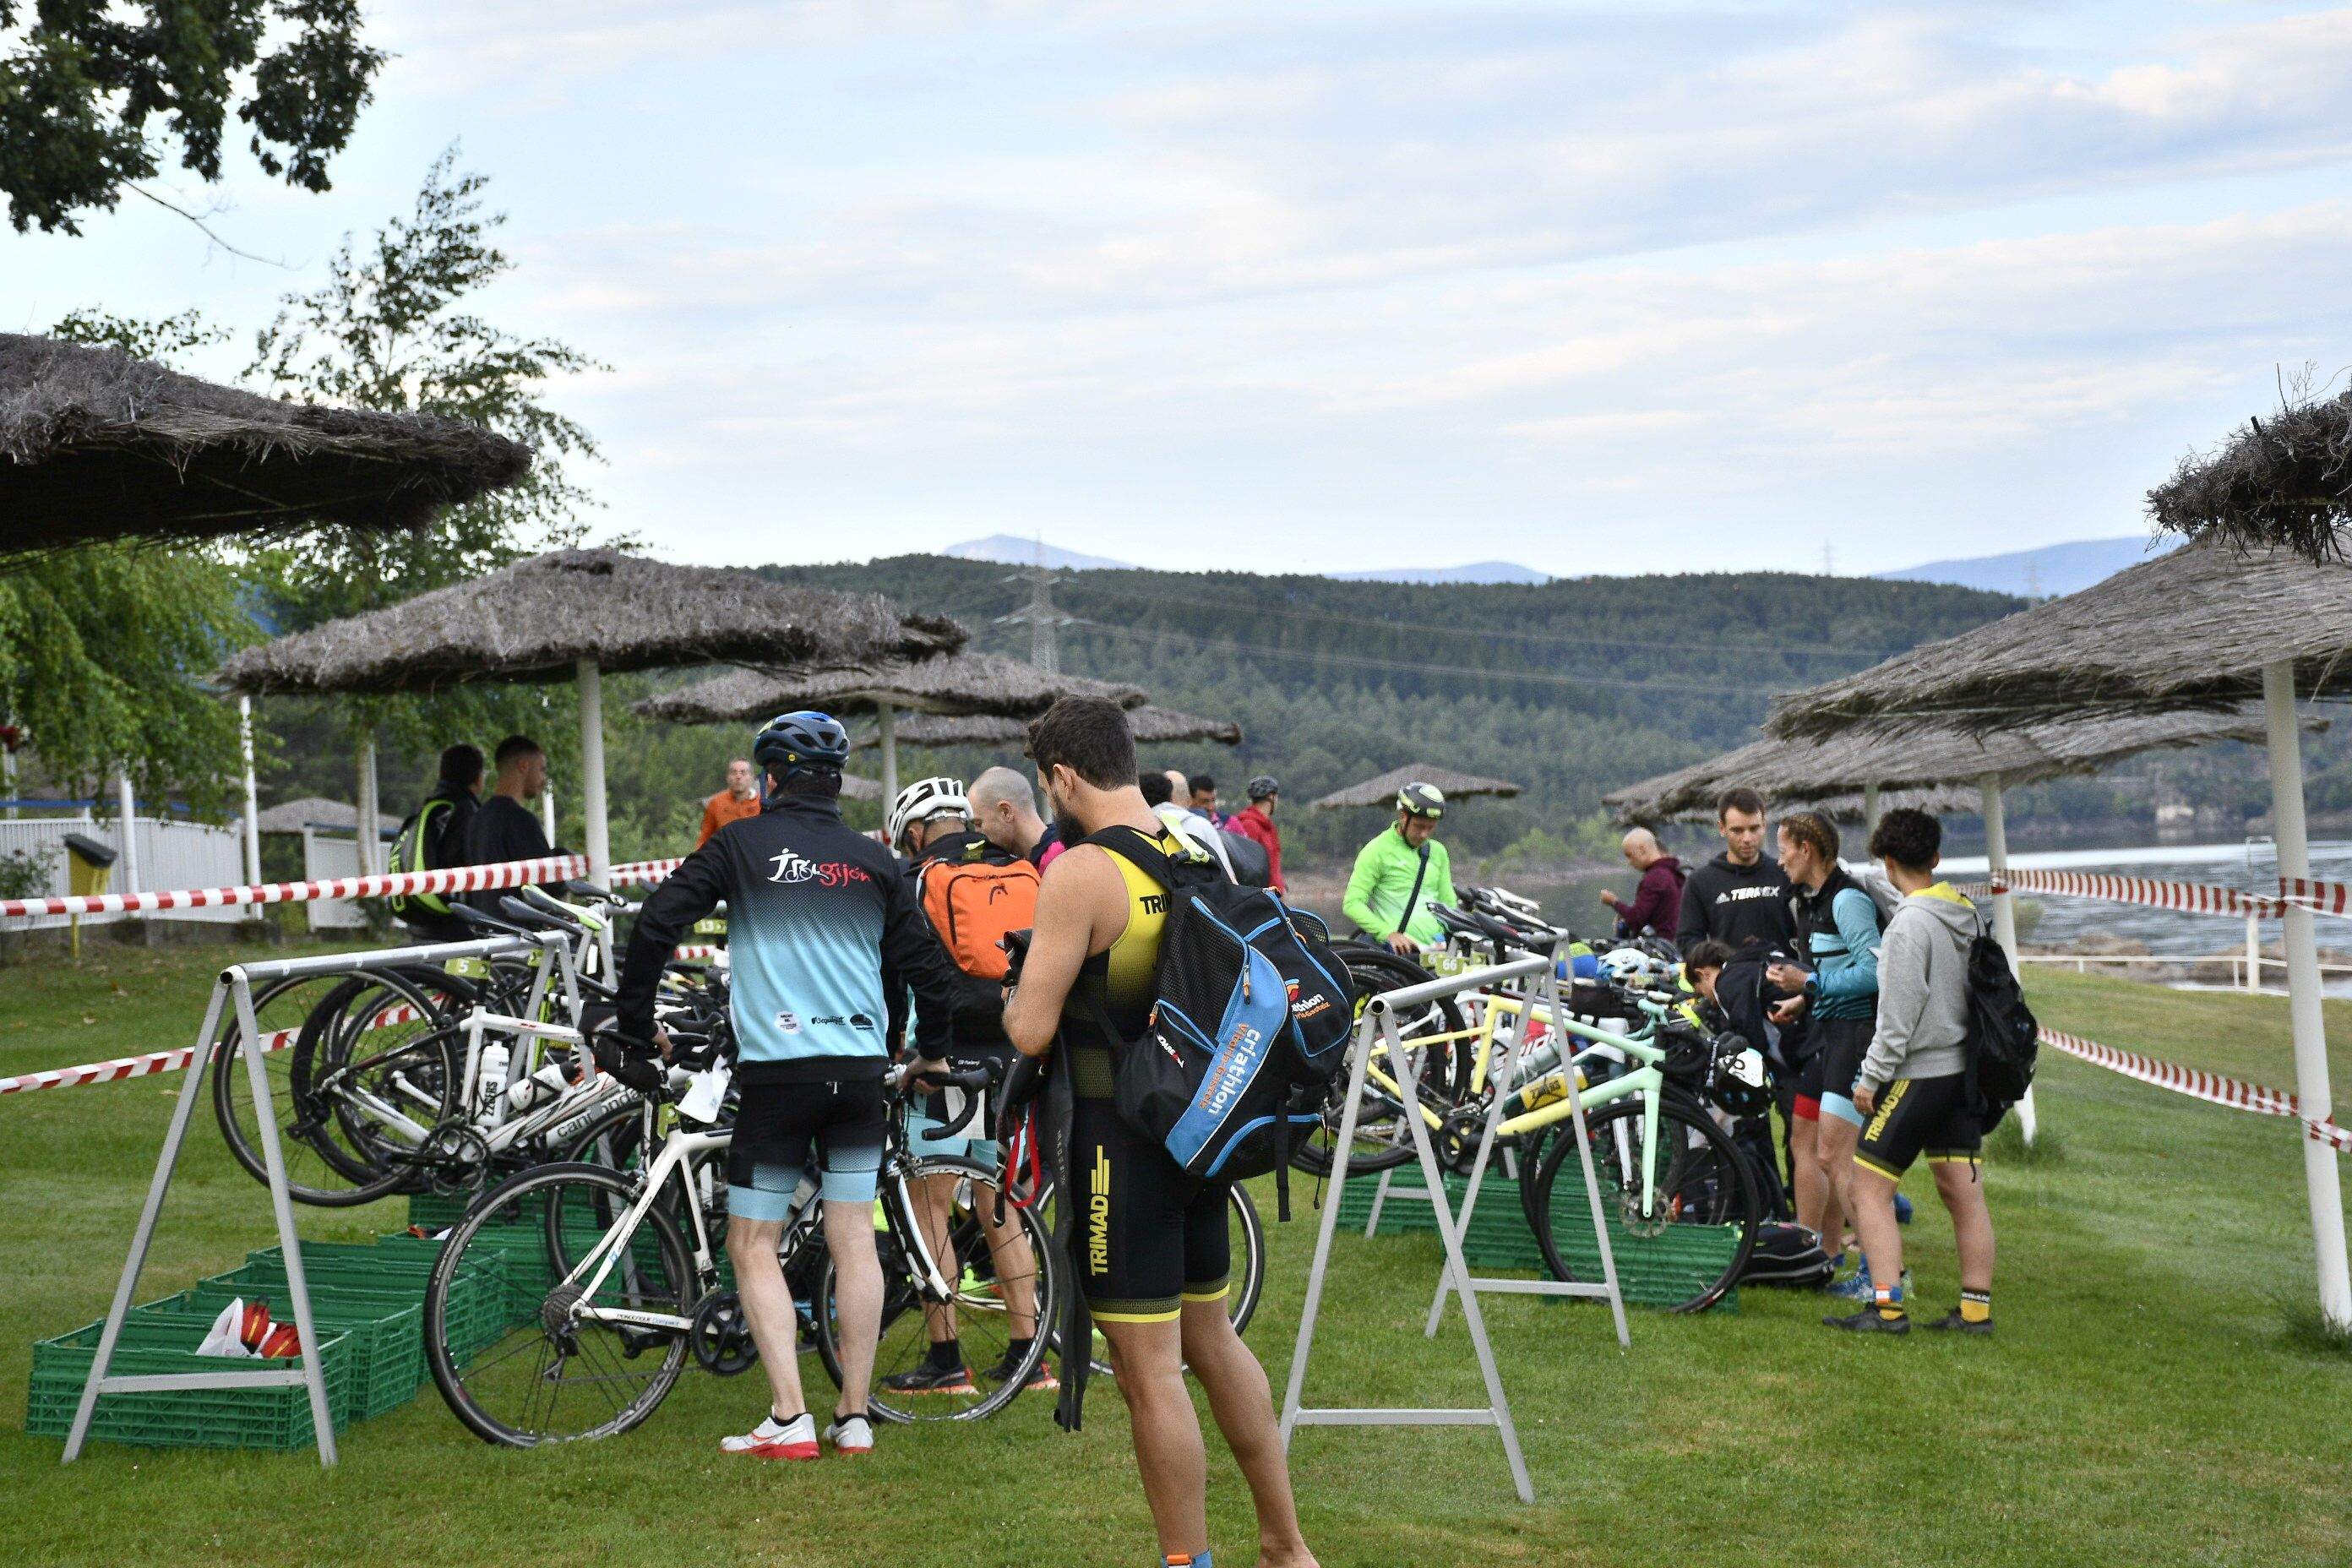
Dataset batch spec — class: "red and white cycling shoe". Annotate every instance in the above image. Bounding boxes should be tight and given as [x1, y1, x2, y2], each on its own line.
[721, 1411, 819, 1461]
[824, 1411, 876, 1456]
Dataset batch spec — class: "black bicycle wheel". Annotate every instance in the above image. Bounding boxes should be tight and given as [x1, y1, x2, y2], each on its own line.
[425, 1162, 694, 1446]
[815, 1157, 1055, 1424]
[1224, 1182, 1266, 1336]
[1528, 1093, 1759, 1314]
[1291, 946, 1469, 1177]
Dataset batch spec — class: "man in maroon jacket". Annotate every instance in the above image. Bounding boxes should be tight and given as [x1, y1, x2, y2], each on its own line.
[1226, 774, 1285, 894]
[1599, 825, 1684, 939]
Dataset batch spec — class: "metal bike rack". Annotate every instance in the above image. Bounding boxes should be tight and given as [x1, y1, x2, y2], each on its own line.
[1424, 980, 1631, 1348]
[63, 934, 539, 1466]
[1278, 955, 1625, 1504]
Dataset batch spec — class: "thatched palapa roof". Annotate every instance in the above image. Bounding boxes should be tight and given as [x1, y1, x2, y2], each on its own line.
[852, 704, 1244, 751]
[1767, 536, 2352, 740]
[253, 796, 401, 835]
[2148, 388, 2352, 565]
[1, 332, 530, 564]
[1606, 709, 2299, 825]
[634, 652, 1144, 726]
[1314, 765, 1524, 811]
[216, 549, 965, 695]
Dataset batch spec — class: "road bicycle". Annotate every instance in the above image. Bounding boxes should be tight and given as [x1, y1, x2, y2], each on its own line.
[423, 1054, 1058, 1446]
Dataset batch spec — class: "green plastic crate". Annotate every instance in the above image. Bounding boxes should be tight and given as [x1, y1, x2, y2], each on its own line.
[25, 1317, 353, 1451]
[416, 1221, 683, 1326]
[141, 1288, 423, 1422]
[1331, 1168, 1741, 1310]
[405, 1187, 548, 1234]
[226, 1242, 509, 1365]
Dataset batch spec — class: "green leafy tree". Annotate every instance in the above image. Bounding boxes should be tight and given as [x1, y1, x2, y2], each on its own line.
[0, 0, 384, 234]
[243, 147, 606, 772]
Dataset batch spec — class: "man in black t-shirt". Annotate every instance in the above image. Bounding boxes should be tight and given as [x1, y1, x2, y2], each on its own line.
[1675, 787, 1795, 956]
[463, 734, 561, 910]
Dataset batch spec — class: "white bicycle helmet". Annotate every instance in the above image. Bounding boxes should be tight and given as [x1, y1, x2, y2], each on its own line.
[1598, 946, 1652, 985]
[887, 776, 969, 850]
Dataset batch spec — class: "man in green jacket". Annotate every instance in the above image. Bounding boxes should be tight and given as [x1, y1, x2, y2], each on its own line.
[1343, 783, 1456, 955]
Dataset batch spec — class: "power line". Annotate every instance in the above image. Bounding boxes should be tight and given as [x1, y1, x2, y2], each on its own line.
[1053, 578, 1911, 662]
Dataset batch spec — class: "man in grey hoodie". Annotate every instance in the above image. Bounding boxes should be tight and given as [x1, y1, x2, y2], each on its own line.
[1826, 808, 1997, 1337]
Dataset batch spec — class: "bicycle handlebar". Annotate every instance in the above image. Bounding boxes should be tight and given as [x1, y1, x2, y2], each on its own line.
[902, 1064, 994, 1137]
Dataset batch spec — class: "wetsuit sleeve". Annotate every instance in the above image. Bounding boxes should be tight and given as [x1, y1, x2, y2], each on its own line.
[616, 842, 730, 1042]
[1815, 887, 1884, 1004]
[1342, 839, 1388, 937]
[879, 862, 962, 1059]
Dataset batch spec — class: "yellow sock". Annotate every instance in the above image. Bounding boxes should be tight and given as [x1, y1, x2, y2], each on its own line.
[1959, 1289, 1990, 1324]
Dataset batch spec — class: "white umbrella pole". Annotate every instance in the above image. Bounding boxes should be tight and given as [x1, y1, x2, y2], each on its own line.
[1863, 781, 1881, 838]
[356, 733, 380, 878]
[578, 656, 610, 886]
[238, 696, 262, 908]
[114, 767, 140, 895]
[542, 781, 558, 847]
[1979, 773, 2034, 1145]
[878, 705, 899, 814]
[2263, 660, 2352, 1329]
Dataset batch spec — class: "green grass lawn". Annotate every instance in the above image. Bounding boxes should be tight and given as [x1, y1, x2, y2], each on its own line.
[3, 945, 2349, 1567]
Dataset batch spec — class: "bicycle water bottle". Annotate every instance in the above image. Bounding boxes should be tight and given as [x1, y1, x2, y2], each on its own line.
[507, 1060, 571, 1113]
[476, 1043, 509, 1124]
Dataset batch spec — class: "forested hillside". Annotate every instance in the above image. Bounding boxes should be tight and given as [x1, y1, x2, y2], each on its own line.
[750, 557, 2021, 865]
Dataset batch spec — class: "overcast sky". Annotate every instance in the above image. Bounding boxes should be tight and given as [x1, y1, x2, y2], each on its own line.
[11, 2, 2352, 577]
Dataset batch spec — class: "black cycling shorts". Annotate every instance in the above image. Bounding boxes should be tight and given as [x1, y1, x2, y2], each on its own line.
[1795, 1015, 1873, 1124]
[1855, 1073, 1981, 1180]
[727, 1073, 886, 1219]
[1072, 1094, 1231, 1324]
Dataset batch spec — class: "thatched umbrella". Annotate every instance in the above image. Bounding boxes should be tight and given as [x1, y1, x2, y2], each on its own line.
[1, 333, 530, 564]
[253, 797, 402, 836]
[634, 652, 1144, 807]
[218, 549, 963, 880]
[2148, 388, 2352, 565]
[852, 704, 1244, 752]
[1767, 534, 2352, 1326]
[1313, 764, 1523, 811]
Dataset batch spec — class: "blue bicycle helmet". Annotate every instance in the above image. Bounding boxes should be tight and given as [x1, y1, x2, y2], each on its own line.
[753, 710, 851, 780]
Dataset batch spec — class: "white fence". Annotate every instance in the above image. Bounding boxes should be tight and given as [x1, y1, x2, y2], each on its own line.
[0, 814, 246, 931]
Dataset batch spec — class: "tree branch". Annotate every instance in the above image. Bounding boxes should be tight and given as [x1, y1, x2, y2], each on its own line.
[124, 183, 291, 269]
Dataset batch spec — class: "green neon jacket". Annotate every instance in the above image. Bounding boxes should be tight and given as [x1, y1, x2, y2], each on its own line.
[1343, 826, 1456, 945]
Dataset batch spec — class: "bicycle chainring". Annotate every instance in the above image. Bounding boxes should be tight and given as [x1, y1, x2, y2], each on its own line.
[689, 1289, 759, 1375]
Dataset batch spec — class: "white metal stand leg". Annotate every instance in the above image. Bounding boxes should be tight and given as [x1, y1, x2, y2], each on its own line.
[64, 969, 338, 1465]
[1425, 969, 1630, 1347]
[1281, 960, 1550, 1505]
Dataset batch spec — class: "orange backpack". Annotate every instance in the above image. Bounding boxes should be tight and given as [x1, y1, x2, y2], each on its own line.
[916, 852, 1041, 980]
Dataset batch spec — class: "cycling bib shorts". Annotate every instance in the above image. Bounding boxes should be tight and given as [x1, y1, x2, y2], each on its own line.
[1799, 1015, 1874, 1126]
[1071, 1083, 1231, 1324]
[1855, 1072, 1981, 1180]
[727, 1073, 886, 1218]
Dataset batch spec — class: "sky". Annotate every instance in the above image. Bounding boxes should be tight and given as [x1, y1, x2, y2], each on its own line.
[9, 1, 2352, 578]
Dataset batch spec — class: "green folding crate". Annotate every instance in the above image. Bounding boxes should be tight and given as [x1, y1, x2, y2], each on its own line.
[227, 1242, 509, 1365]
[405, 1187, 548, 1234]
[25, 1318, 353, 1451]
[140, 1288, 423, 1422]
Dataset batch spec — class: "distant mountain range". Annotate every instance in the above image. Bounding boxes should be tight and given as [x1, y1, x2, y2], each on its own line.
[1877, 536, 2178, 598]
[940, 535, 1548, 584]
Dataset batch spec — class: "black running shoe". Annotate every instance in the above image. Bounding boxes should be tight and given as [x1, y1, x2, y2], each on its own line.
[881, 1361, 977, 1396]
[1922, 1309, 1994, 1337]
[983, 1347, 1059, 1391]
[1822, 1307, 1911, 1334]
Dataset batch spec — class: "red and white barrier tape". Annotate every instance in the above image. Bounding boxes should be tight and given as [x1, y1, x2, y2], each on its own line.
[0, 853, 685, 920]
[1959, 868, 2283, 917]
[2278, 876, 2352, 917]
[2039, 1026, 2352, 1154]
[0, 1004, 423, 1097]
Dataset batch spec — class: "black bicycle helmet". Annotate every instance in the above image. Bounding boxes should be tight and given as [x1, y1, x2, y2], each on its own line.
[1396, 781, 1446, 818]
[754, 710, 851, 778]
[1247, 774, 1280, 801]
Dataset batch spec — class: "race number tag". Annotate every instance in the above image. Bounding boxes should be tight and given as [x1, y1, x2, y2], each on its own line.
[442, 957, 489, 979]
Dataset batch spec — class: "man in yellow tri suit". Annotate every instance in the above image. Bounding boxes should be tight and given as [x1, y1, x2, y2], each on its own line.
[1004, 697, 1319, 1568]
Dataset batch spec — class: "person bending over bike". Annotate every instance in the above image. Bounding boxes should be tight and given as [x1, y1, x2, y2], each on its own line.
[1342, 782, 1455, 956]
[1003, 697, 1319, 1568]
[616, 710, 969, 1461]
[882, 775, 1053, 1398]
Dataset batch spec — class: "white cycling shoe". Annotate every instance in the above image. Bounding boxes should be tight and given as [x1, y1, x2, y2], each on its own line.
[825, 1411, 876, 1456]
[721, 1411, 819, 1461]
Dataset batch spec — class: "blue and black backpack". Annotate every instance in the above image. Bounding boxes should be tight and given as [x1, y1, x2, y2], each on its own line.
[1078, 825, 1353, 1215]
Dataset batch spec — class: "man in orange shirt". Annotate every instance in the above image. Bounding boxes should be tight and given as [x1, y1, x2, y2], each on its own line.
[697, 758, 761, 847]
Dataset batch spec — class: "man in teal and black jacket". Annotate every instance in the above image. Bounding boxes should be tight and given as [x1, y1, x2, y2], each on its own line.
[1342, 782, 1456, 954]
[1764, 809, 1886, 1298]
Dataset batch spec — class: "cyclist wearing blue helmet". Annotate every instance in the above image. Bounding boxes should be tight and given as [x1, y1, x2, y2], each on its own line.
[618, 710, 967, 1461]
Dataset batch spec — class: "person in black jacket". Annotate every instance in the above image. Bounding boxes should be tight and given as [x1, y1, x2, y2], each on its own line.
[614, 711, 969, 1460]
[395, 744, 484, 942]
[1674, 787, 1794, 956]
[462, 735, 557, 912]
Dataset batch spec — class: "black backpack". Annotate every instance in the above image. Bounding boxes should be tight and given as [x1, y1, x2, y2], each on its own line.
[1079, 826, 1353, 1212]
[1963, 932, 2039, 1127]
[1740, 1222, 1835, 1288]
